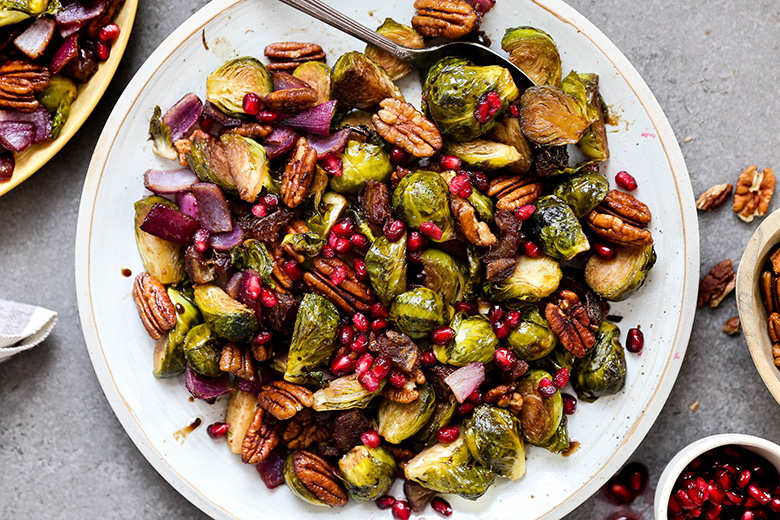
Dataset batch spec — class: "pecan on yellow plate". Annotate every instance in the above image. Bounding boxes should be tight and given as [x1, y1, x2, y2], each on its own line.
[0, 60, 50, 112]
[289, 450, 349, 507]
[695, 183, 733, 211]
[372, 98, 442, 158]
[411, 0, 480, 40]
[132, 273, 176, 340]
[257, 380, 314, 420]
[733, 165, 775, 222]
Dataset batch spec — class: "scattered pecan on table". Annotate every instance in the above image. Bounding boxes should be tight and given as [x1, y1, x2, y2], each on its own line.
[722, 316, 740, 336]
[697, 259, 735, 308]
[696, 183, 733, 211]
[733, 165, 775, 222]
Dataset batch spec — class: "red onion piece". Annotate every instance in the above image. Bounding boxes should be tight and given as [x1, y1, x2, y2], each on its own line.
[444, 362, 485, 404]
[14, 18, 55, 60]
[257, 448, 287, 489]
[470, 0, 495, 14]
[236, 375, 262, 395]
[202, 102, 242, 128]
[272, 72, 310, 91]
[163, 93, 203, 143]
[208, 225, 244, 251]
[50, 34, 79, 74]
[191, 182, 232, 233]
[58, 22, 81, 38]
[0, 121, 35, 153]
[306, 129, 350, 159]
[226, 271, 243, 300]
[0, 153, 14, 182]
[280, 100, 337, 136]
[184, 365, 231, 400]
[144, 169, 198, 194]
[139, 203, 200, 245]
[262, 125, 298, 159]
[176, 191, 199, 220]
[0, 107, 52, 143]
[55, 0, 106, 26]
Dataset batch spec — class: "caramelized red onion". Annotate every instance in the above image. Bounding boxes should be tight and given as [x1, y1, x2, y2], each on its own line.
[0, 107, 52, 143]
[50, 34, 79, 73]
[143, 169, 198, 194]
[54, 1, 106, 29]
[14, 18, 56, 60]
[139, 202, 200, 245]
[262, 125, 298, 159]
[163, 93, 203, 142]
[184, 365, 231, 400]
[0, 121, 36, 153]
[191, 183, 233, 233]
[279, 100, 336, 136]
[208, 224, 244, 251]
[444, 362, 485, 404]
[307, 128, 350, 158]
[176, 191, 199, 220]
[202, 102, 242, 128]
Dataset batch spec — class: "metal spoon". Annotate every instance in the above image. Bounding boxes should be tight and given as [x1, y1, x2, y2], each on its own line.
[276, 0, 534, 90]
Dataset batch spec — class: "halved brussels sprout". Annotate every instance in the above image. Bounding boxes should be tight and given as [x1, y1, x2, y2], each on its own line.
[330, 51, 404, 110]
[443, 139, 522, 171]
[219, 134, 270, 202]
[501, 27, 562, 87]
[390, 287, 448, 339]
[230, 239, 276, 288]
[404, 436, 495, 500]
[365, 18, 425, 80]
[585, 245, 656, 302]
[420, 249, 466, 305]
[519, 85, 590, 146]
[2, 0, 51, 16]
[488, 117, 534, 174]
[306, 191, 348, 239]
[339, 446, 397, 501]
[468, 189, 494, 224]
[329, 140, 393, 195]
[392, 171, 455, 243]
[206, 57, 273, 116]
[285, 293, 340, 383]
[434, 313, 497, 366]
[531, 195, 590, 260]
[462, 246, 483, 301]
[575, 73, 610, 161]
[572, 322, 627, 402]
[483, 253, 562, 302]
[183, 323, 223, 377]
[365, 235, 407, 306]
[535, 347, 575, 375]
[193, 283, 258, 342]
[538, 415, 570, 454]
[281, 232, 326, 258]
[312, 373, 385, 411]
[552, 171, 609, 218]
[505, 305, 557, 361]
[414, 397, 458, 447]
[134, 197, 186, 284]
[464, 404, 526, 481]
[292, 61, 331, 105]
[378, 382, 436, 444]
[516, 369, 563, 445]
[153, 287, 201, 378]
[149, 105, 176, 160]
[39, 75, 77, 140]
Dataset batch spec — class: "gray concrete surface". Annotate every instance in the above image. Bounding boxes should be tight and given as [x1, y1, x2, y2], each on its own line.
[2, 1, 780, 518]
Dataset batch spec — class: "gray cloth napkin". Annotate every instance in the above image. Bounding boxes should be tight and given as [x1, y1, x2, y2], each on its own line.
[0, 298, 57, 363]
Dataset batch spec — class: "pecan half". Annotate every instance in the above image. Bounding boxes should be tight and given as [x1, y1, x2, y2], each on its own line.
[722, 316, 740, 336]
[697, 259, 736, 308]
[451, 194, 497, 247]
[484, 385, 523, 415]
[381, 380, 420, 403]
[132, 273, 176, 340]
[304, 257, 374, 314]
[769, 313, 780, 343]
[733, 165, 775, 222]
[258, 380, 314, 420]
[769, 248, 780, 275]
[221, 122, 273, 139]
[487, 174, 543, 211]
[241, 407, 280, 464]
[760, 270, 780, 314]
[545, 290, 596, 358]
[219, 343, 256, 381]
[289, 450, 348, 507]
[774, 343, 780, 368]
[0, 60, 50, 112]
[283, 410, 331, 450]
[265, 42, 327, 72]
[696, 183, 733, 211]
[585, 190, 653, 246]
[281, 137, 317, 208]
[412, 0, 479, 40]
[372, 98, 442, 158]
[264, 87, 318, 113]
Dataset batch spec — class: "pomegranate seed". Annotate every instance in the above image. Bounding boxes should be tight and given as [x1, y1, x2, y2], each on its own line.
[330, 265, 348, 285]
[471, 170, 488, 191]
[616, 170, 638, 191]
[489, 305, 504, 324]
[193, 229, 209, 252]
[384, 220, 406, 242]
[252, 203, 269, 218]
[453, 301, 478, 314]
[256, 110, 279, 124]
[513, 204, 536, 221]
[321, 155, 343, 177]
[339, 325, 355, 345]
[281, 260, 302, 280]
[98, 23, 121, 43]
[355, 353, 374, 374]
[242, 92, 263, 116]
[245, 273, 262, 300]
[392, 500, 412, 520]
[371, 302, 389, 318]
[350, 233, 369, 250]
[493, 347, 517, 371]
[748, 484, 771, 504]
[467, 389, 483, 404]
[420, 350, 437, 366]
[708, 482, 725, 504]
[505, 309, 521, 329]
[486, 91, 502, 110]
[745, 497, 759, 508]
[260, 288, 278, 307]
[439, 154, 462, 170]
[385, 368, 406, 388]
[319, 244, 334, 258]
[332, 218, 355, 237]
[351, 334, 369, 354]
[562, 393, 577, 414]
[390, 146, 410, 165]
[260, 193, 279, 209]
[607, 482, 636, 505]
[376, 495, 396, 510]
[407, 231, 426, 251]
[594, 242, 617, 260]
[372, 357, 391, 379]
[743, 512, 756, 520]
[371, 318, 389, 331]
[624, 462, 649, 493]
[96, 41, 110, 61]
[538, 377, 558, 397]
[198, 114, 214, 133]
[431, 326, 455, 345]
[509, 102, 520, 118]
[474, 100, 490, 123]
[668, 496, 684, 514]
[703, 503, 721, 520]
[449, 173, 472, 197]
[334, 237, 352, 253]
[553, 368, 570, 388]
[420, 221, 443, 240]
[408, 249, 422, 263]
[726, 490, 745, 506]
[737, 470, 752, 488]
[676, 489, 697, 509]
[456, 402, 474, 415]
[253, 331, 272, 345]
[207, 422, 229, 438]
[715, 469, 733, 490]
[431, 496, 452, 517]
[358, 370, 381, 392]
[353, 312, 369, 332]
[523, 241, 541, 258]
[769, 496, 780, 512]
[627, 328, 644, 353]
[493, 321, 509, 338]
[351, 259, 367, 281]
[436, 425, 460, 444]
[330, 354, 354, 376]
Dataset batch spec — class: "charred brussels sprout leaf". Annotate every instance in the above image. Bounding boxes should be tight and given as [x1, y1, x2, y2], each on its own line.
[572, 322, 627, 402]
[230, 239, 276, 288]
[506, 305, 557, 361]
[39, 75, 77, 140]
[464, 404, 526, 481]
[517, 370, 563, 445]
[134, 197, 186, 284]
[443, 139, 522, 171]
[483, 253, 562, 302]
[285, 293, 340, 383]
[560, 71, 610, 160]
[532, 195, 590, 260]
[219, 134, 270, 203]
[339, 446, 396, 501]
[585, 244, 656, 301]
[519, 85, 590, 146]
[488, 117, 534, 174]
[538, 415, 570, 454]
[434, 313, 497, 366]
[329, 140, 393, 195]
[378, 382, 436, 443]
[365, 235, 407, 307]
[330, 51, 404, 110]
[206, 57, 273, 116]
[281, 232, 326, 258]
[365, 18, 425, 81]
[390, 287, 448, 339]
[502, 27, 562, 87]
[148, 105, 176, 160]
[312, 373, 384, 411]
[420, 249, 466, 305]
[553, 171, 609, 218]
[154, 287, 201, 378]
[194, 284, 258, 342]
[392, 171, 455, 242]
[183, 323, 223, 377]
[306, 191, 347, 239]
[292, 61, 331, 105]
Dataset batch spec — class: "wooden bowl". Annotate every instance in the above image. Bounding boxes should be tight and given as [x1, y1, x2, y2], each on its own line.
[0, 0, 138, 198]
[736, 208, 780, 403]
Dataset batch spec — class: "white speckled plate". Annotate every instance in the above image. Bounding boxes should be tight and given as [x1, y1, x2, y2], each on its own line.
[75, 1, 699, 518]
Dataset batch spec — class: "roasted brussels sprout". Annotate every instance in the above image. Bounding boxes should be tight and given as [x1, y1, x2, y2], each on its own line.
[414, 397, 458, 447]
[585, 244, 656, 302]
[312, 373, 385, 411]
[462, 246, 483, 301]
[292, 61, 331, 105]
[281, 232, 326, 258]
[378, 382, 436, 444]
[442, 139, 522, 171]
[153, 287, 201, 378]
[39, 75, 77, 139]
[390, 287, 448, 339]
[468, 189, 494, 224]
[404, 436, 495, 500]
[575, 73, 610, 161]
[134, 197, 186, 284]
[434, 313, 498, 366]
[193, 283, 258, 342]
[516, 370, 563, 445]
[306, 191, 347, 238]
[572, 322, 627, 402]
[505, 305, 557, 361]
[419, 249, 467, 305]
[285, 293, 340, 383]
[329, 140, 393, 195]
[365, 18, 425, 80]
[552, 171, 609, 218]
[392, 171, 455, 242]
[531, 195, 590, 260]
[482, 253, 562, 302]
[230, 239, 276, 287]
[330, 51, 404, 110]
[365, 235, 407, 306]
[183, 323, 223, 377]
[487, 117, 534, 174]
[501, 27, 562, 87]
[519, 85, 590, 146]
[464, 404, 526, 480]
[538, 415, 570, 454]
[424, 58, 519, 141]
[339, 445, 397, 501]
[206, 57, 273, 116]
[149, 105, 176, 160]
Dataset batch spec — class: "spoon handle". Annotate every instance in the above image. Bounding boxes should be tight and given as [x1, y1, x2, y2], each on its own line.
[277, 0, 412, 60]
